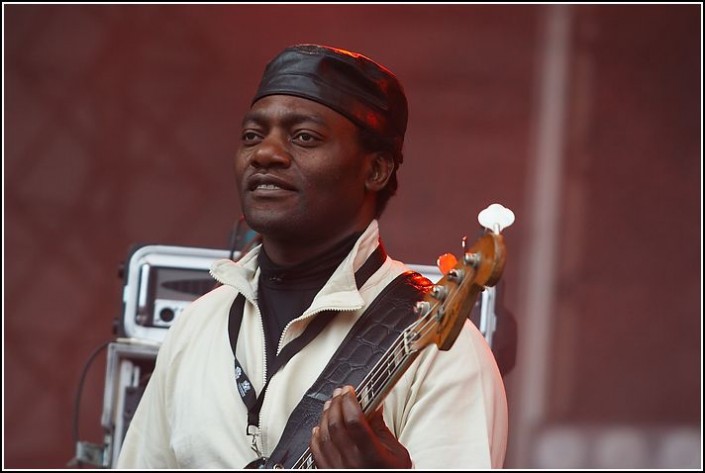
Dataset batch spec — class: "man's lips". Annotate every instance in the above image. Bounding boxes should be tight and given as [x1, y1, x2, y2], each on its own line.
[246, 174, 297, 193]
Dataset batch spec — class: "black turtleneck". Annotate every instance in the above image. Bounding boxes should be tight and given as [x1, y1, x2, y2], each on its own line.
[257, 232, 362, 376]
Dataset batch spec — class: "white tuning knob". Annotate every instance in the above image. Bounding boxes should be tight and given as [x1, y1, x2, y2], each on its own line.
[478, 203, 515, 234]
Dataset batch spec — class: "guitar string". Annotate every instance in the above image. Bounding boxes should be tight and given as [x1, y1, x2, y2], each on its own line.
[292, 255, 494, 468]
[291, 306, 444, 469]
[350, 288, 477, 414]
[291, 298, 449, 469]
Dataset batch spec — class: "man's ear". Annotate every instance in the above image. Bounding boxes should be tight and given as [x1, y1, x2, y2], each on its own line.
[365, 153, 394, 192]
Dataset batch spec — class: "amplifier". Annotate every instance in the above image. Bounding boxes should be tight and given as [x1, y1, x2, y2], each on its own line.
[119, 245, 236, 343]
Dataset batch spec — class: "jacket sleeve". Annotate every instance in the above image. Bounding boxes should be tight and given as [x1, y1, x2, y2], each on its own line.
[386, 319, 508, 469]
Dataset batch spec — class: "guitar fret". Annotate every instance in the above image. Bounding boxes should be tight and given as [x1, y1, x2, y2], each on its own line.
[359, 384, 373, 409]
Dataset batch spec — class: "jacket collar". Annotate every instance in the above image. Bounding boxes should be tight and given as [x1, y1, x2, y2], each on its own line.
[210, 220, 383, 314]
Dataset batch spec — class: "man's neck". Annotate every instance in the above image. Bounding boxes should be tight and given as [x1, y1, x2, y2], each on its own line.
[261, 220, 372, 267]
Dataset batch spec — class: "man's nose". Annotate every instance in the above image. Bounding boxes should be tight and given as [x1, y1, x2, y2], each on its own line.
[251, 134, 291, 169]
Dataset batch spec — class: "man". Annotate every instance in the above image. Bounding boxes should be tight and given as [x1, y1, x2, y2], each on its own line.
[117, 44, 507, 469]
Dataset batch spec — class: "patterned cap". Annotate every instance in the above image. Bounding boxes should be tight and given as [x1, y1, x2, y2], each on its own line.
[252, 44, 408, 154]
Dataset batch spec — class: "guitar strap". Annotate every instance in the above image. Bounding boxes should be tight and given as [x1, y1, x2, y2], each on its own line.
[229, 245, 388, 437]
[262, 270, 431, 468]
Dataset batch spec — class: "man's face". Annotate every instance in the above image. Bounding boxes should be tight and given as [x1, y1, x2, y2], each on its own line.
[235, 95, 375, 245]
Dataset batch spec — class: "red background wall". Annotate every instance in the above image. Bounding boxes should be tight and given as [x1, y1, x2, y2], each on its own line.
[4, 4, 700, 468]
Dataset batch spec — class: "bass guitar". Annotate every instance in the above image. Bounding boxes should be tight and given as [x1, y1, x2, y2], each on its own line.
[251, 203, 514, 469]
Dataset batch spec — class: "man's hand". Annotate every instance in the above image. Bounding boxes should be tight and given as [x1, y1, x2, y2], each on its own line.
[309, 385, 412, 469]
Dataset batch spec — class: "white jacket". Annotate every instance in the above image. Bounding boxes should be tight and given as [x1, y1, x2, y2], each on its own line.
[117, 220, 508, 468]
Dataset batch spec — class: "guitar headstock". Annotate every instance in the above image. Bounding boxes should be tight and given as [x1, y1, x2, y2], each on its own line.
[410, 204, 514, 352]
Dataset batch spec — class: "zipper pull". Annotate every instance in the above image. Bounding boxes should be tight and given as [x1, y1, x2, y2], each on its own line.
[247, 425, 263, 458]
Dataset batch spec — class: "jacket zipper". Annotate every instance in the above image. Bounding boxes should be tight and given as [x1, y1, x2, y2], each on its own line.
[275, 306, 361, 355]
[211, 268, 366, 456]
[258, 306, 361, 454]
[254, 303, 267, 457]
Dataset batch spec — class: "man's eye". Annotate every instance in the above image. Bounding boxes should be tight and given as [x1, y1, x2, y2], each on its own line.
[242, 131, 261, 143]
[293, 132, 319, 145]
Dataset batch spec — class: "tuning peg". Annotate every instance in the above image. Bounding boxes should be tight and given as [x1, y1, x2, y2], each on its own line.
[436, 253, 458, 276]
[478, 203, 515, 234]
[430, 284, 448, 301]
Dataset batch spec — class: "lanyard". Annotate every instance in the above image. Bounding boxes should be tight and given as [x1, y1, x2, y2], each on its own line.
[227, 244, 386, 435]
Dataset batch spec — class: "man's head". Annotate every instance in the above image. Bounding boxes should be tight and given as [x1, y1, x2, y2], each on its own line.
[251, 44, 408, 217]
[235, 45, 407, 248]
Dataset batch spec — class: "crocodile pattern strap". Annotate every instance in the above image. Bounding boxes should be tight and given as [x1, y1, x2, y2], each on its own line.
[264, 271, 431, 468]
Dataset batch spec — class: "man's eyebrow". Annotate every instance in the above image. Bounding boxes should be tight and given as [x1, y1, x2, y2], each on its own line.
[241, 110, 328, 128]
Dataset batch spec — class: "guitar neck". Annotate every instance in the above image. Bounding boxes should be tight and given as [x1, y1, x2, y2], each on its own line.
[356, 326, 421, 415]
[291, 325, 422, 469]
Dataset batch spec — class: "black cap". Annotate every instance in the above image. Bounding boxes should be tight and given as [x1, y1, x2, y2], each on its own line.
[252, 44, 408, 154]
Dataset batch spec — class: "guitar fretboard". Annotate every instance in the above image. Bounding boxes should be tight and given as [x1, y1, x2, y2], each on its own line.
[291, 323, 426, 469]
